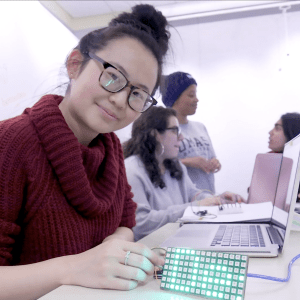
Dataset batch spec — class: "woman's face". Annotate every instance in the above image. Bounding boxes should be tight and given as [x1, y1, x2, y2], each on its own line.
[60, 37, 158, 144]
[172, 84, 198, 116]
[156, 116, 184, 160]
[268, 119, 287, 152]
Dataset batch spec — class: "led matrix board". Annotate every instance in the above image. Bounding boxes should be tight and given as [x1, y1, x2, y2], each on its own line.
[160, 247, 248, 300]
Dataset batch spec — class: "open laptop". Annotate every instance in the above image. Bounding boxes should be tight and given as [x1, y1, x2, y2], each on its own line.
[161, 134, 300, 257]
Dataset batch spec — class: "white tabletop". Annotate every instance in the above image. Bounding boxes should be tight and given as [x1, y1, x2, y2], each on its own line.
[39, 223, 300, 300]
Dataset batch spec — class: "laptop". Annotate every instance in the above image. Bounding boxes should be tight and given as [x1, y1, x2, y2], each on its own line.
[247, 153, 282, 205]
[161, 134, 300, 257]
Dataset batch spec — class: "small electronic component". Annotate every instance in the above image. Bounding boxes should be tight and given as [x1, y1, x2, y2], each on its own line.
[218, 203, 243, 215]
[160, 247, 248, 300]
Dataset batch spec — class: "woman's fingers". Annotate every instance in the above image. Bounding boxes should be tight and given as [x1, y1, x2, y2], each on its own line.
[117, 264, 148, 282]
[121, 251, 155, 275]
[98, 276, 138, 291]
[65, 239, 165, 291]
[122, 243, 165, 273]
[220, 192, 247, 204]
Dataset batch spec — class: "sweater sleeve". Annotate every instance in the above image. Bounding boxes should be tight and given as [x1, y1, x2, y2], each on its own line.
[203, 124, 216, 159]
[125, 157, 191, 241]
[0, 118, 26, 265]
[181, 162, 213, 201]
[116, 139, 137, 229]
[119, 181, 137, 229]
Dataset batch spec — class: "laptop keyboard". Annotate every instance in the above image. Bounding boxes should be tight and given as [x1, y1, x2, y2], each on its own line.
[211, 225, 265, 247]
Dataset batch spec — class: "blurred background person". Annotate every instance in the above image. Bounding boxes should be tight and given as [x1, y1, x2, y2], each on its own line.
[123, 106, 244, 241]
[268, 112, 300, 202]
[269, 112, 300, 153]
[161, 72, 220, 194]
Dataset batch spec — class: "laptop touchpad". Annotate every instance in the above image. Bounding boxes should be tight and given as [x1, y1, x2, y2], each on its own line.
[176, 229, 214, 237]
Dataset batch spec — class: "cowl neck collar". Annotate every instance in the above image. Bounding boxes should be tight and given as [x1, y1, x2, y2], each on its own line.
[27, 94, 120, 218]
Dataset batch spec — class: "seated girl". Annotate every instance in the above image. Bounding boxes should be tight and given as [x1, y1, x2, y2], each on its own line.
[123, 106, 244, 241]
[0, 5, 170, 299]
[268, 112, 300, 201]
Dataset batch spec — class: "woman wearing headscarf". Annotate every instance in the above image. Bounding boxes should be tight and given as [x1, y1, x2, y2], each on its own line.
[161, 72, 221, 194]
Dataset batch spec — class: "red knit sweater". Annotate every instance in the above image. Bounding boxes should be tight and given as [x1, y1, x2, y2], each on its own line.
[0, 95, 137, 266]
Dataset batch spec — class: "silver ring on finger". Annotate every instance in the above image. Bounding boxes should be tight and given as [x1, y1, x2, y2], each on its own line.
[124, 251, 131, 266]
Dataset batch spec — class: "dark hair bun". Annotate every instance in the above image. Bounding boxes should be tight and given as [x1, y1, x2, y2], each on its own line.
[109, 4, 170, 56]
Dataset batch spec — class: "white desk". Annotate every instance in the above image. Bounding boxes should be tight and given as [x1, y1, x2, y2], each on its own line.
[39, 223, 300, 300]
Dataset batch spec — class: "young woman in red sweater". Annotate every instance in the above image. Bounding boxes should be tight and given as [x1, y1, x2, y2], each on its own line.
[0, 4, 170, 299]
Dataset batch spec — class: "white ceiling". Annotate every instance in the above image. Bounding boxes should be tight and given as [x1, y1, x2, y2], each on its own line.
[56, 1, 183, 18]
[40, 1, 300, 39]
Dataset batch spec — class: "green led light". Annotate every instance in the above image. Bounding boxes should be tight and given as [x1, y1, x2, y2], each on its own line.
[161, 248, 248, 300]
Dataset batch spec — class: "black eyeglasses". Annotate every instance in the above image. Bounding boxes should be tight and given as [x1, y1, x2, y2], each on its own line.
[88, 52, 157, 113]
[165, 126, 182, 138]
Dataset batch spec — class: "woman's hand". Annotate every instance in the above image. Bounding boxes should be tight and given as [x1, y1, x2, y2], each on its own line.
[209, 158, 221, 173]
[181, 157, 221, 173]
[219, 191, 246, 204]
[196, 191, 246, 206]
[61, 239, 164, 291]
[181, 156, 213, 173]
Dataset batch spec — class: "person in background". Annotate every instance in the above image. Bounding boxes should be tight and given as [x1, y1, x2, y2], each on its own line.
[161, 72, 220, 194]
[123, 106, 245, 241]
[268, 112, 300, 153]
[0, 5, 171, 299]
[268, 112, 300, 202]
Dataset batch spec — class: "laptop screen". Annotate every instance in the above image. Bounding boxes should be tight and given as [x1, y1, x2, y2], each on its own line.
[270, 133, 300, 231]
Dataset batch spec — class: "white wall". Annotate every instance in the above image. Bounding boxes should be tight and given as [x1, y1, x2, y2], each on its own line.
[1, 2, 299, 200]
[117, 9, 300, 199]
[0, 1, 78, 121]
[162, 10, 300, 199]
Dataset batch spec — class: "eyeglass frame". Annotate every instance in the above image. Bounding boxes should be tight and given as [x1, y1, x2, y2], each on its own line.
[88, 52, 158, 113]
[165, 126, 182, 138]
